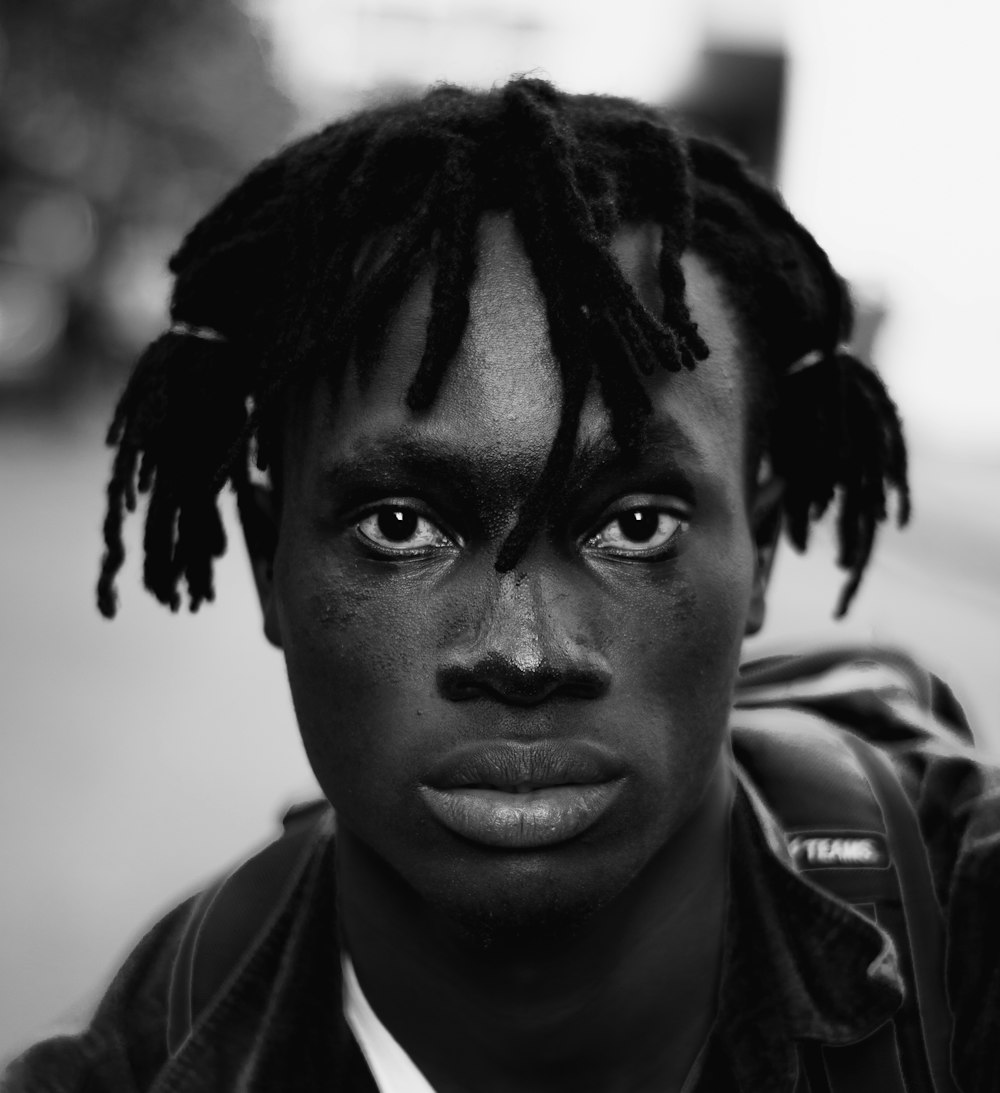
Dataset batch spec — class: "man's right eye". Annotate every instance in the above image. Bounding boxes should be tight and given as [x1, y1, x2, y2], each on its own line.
[355, 505, 453, 554]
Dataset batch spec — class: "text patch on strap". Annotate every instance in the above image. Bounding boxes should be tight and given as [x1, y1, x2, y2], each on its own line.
[787, 831, 890, 870]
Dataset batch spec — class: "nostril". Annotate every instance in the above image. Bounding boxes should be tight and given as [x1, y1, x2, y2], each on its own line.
[436, 659, 557, 703]
[562, 674, 610, 700]
[436, 665, 485, 702]
[436, 655, 609, 704]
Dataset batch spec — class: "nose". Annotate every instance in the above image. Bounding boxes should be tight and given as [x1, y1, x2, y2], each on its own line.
[436, 568, 611, 705]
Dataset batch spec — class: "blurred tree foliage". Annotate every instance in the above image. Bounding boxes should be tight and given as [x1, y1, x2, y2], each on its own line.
[0, 0, 292, 405]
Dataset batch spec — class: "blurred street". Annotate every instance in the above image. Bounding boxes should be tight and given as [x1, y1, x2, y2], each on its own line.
[1, 405, 998, 1061]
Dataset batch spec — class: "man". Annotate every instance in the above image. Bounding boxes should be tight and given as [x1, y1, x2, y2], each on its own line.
[5, 78, 998, 1092]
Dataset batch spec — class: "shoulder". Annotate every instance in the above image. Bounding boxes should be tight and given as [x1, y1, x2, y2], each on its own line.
[735, 643, 1000, 1092]
[902, 742, 1000, 1092]
[918, 747, 1000, 1092]
[1, 802, 334, 1093]
[735, 642, 1000, 884]
[1, 896, 195, 1093]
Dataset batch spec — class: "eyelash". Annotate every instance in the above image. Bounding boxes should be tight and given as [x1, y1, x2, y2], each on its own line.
[352, 500, 688, 561]
[354, 502, 458, 557]
[583, 506, 688, 560]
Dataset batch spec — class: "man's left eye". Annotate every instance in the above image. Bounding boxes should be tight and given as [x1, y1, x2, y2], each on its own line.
[356, 506, 452, 553]
[586, 508, 685, 557]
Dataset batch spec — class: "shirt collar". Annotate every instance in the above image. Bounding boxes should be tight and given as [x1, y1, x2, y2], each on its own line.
[343, 954, 436, 1093]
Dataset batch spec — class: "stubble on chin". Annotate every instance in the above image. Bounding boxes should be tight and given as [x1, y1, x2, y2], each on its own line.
[446, 893, 605, 957]
[426, 860, 625, 960]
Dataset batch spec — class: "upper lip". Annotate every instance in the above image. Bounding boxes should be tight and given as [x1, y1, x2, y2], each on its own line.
[421, 740, 622, 792]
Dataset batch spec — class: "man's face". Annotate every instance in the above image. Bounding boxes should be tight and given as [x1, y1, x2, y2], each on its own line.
[259, 216, 775, 929]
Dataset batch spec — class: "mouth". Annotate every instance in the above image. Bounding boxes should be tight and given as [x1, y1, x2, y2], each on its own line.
[419, 742, 625, 849]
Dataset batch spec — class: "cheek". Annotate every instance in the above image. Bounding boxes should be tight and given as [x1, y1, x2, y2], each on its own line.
[614, 526, 756, 747]
[277, 542, 430, 690]
[272, 545, 442, 799]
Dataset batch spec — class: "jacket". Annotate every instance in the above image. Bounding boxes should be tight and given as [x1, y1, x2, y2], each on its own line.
[5, 648, 1000, 1092]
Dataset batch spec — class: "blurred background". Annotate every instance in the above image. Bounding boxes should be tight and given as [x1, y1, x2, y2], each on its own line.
[2, 0, 998, 1061]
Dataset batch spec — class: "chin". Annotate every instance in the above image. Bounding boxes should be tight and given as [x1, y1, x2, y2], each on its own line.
[418, 845, 639, 954]
[442, 884, 608, 955]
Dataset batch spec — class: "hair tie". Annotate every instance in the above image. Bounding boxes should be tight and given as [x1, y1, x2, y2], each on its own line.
[785, 343, 852, 376]
[169, 321, 228, 344]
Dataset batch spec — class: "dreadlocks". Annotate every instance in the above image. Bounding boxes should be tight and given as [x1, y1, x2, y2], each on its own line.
[96, 77, 909, 620]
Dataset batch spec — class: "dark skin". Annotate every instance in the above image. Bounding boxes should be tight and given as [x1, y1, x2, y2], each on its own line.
[249, 215, 783, 1092]
[335, 760, 733, 1093]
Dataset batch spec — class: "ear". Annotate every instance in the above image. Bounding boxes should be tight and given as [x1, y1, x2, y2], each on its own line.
[745, 476, 784, 637]
[239, 484, 283, 649]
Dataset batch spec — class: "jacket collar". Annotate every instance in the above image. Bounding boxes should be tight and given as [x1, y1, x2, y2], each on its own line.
[152, 832, 375, 1093]
[156, 786, 904, 1093]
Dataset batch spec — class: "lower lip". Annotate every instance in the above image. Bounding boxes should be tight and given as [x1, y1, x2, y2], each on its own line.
[419, 782, 623, 849]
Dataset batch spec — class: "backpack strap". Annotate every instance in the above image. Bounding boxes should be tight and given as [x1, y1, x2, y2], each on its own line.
[165, 800, 332, 1056]
[839, 734, 957, 1093]
[732, 710, 959, 1093]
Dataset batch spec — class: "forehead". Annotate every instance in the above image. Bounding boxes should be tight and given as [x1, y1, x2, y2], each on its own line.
[288, 215, 752, 490]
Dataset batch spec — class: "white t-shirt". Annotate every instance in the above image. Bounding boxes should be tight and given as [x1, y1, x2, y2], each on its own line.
[343, 954, 711, 1093]
[342, 955, 437, 1093]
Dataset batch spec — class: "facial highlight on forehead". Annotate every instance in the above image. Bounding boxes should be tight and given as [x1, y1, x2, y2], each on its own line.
[609, 222, 749, 390]
[604, 224, 751, 450]
[430, 212, 562, 417]
[313, 216, 751, 479]
[608, 222, 666, 317]
[363, 215, 745, 403]
[677, 252, 748, 378]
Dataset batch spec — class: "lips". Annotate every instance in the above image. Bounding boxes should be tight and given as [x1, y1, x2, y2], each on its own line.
[419, 741, 625, 849]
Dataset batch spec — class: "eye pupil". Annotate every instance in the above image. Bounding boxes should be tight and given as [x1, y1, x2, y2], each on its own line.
[377, 508, 418, 542]
[618, 509, 658, 543]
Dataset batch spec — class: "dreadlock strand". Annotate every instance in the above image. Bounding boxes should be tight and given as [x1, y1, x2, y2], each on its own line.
[518, 88, 686, 406]
[176, 496, 228, 612]
[590, 315, 654, 454]
[690, 136, 848, 350]
[315, 137, 463, 391]
[407, 155, 481, 411]
[140, 476, 181, 611]
[656, 240, 709, 365]
[856, 362, 911, 526]
[349, 235, 436, 389]
[97, 77, 912, 619]
[263, 119, 429, 385]
[495, 352, 593, 572]
[503, 83, 654, 331]
[772, 351, 910, 614]
[96, 443, 142, 618]
[604, 118, 709, 363]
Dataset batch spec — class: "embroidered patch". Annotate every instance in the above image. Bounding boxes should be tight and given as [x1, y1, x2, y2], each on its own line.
[787, 832, 890, 869]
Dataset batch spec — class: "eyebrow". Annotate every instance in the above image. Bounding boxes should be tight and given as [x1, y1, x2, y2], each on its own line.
[316, 416, 707, 509]
[571, 419, 705, 480]
[320, 438, 507, 493]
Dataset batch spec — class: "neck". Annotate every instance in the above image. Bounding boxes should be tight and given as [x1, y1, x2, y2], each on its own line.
[338, 759, 734, 1093]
